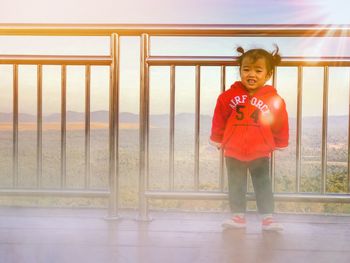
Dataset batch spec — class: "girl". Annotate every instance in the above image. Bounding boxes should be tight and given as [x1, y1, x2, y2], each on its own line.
[210, 46, 289, 231]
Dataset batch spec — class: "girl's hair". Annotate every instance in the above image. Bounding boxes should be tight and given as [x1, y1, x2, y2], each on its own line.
[236, 45, 281, 74]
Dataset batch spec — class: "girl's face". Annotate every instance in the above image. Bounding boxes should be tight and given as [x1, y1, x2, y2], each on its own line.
[239, 56, 272, 95]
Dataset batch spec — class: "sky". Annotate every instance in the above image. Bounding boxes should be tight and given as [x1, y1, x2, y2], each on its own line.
[0, 0, 349, 24]
[0, 0, 350, 117]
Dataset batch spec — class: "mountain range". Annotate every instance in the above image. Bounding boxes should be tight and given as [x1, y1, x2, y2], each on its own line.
[0, 111, 348, 132]
[0, 111, 212, 130]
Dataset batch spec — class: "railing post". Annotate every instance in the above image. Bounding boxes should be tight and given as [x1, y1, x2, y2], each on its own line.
[296, 66, 303, 193]
[85, 65, 91, 189]
[169, 65, 175, 191]
[60, 65, 67, 189]
[321, 66, 329, 193]
[13, 64, 19, 188]
[139, 33, 151, 221]
[219, 66, 226, 192]
[270, 68, 277, 191]
[37, 64, 43, 188]
[194, 65, 200, 191]
[348, 70, 350, 193]
[107, 33, 120, 219]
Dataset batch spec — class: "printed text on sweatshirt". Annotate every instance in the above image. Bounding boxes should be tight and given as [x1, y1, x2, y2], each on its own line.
[210, 81, 289, 161]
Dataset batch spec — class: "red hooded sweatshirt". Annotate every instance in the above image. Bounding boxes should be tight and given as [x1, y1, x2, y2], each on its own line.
[210, 81, 289, 161]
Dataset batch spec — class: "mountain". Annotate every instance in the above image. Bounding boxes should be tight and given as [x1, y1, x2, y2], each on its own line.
[0, 111, 111, 123]
[0, 112, 36, 122]
[0, 111, 348, 133]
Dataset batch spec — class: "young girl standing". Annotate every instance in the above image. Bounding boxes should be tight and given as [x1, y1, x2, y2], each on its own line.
[210, 46, 289, 231]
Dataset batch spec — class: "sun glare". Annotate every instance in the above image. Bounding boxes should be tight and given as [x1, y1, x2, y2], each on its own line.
[317, 0, 350, 24]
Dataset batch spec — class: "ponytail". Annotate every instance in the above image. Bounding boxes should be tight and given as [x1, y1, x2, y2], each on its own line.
[235, 45, 281, 73]
[236, 46, 245, 55]
[271, 44, 281, 66]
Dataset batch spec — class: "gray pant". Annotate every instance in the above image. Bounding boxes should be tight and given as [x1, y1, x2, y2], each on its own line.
[225, 157, 274, 214]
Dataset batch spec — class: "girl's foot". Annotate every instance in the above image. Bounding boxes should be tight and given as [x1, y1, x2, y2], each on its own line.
[261, 215, 283, 231]
[222, 214, 246, 229]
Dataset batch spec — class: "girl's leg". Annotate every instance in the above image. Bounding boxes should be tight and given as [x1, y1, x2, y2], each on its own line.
[225, 157, 248, 213]
[249, 157, 274, 214]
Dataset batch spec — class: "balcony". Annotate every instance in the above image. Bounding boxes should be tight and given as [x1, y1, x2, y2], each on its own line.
[1, 207, 350, 263]
[0, 24, 350, 262]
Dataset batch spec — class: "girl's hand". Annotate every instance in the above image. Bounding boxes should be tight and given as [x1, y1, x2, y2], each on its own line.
[209, 139, 222, 150]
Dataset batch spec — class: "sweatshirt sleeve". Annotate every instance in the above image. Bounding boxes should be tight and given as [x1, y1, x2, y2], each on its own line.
[271, 98, 289, 148]
[210, 95, 231, 143]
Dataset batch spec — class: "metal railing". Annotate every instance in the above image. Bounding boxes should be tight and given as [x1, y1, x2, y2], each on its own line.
[0, 24, 349, 220]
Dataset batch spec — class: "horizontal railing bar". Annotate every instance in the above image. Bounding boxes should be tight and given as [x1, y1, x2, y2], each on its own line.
[148, 56, 237, 66]
[2, 55, 349, 66]
[0, 189, 109, 197]
[145, 191, 350, 203]
[1, 189, 349, 202]
[147, 56, 350, 66]
[0, 24, 350, 36]
[282, 57, 350, 66]
[0, 55, 112, 65]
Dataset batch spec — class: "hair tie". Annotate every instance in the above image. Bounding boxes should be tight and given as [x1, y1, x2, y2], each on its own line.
[271, 44, 281, 65]
[271, 44, 279, 57]
[236, 46, 245, 54]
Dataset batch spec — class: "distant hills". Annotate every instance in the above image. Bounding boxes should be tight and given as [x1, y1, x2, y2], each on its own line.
[0, 111, 348, 132]
[0, 111, 110, 123]
[0, 111, 212, 127]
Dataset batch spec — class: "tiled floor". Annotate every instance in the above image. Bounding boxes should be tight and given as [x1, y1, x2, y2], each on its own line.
[0, 207, 350, 263]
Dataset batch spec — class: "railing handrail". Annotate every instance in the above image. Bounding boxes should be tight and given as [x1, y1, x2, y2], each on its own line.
[147, 56, 350, 66]
[0, 23, 350, 36]
[2, 54, 350, 66]
[0, 54, 111, 65]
